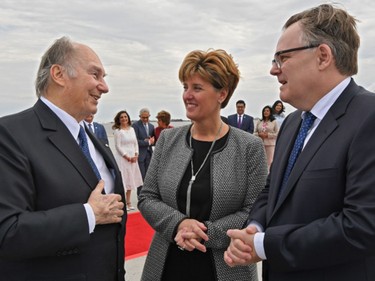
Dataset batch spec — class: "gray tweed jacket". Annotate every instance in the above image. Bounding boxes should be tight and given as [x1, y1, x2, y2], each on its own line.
[138, 125, 267, 281]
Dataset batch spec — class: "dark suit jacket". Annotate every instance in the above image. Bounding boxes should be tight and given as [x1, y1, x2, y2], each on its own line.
[249, 79, 375, 281]
[0, 100, 126, 281]
[228, 113, 254, 133]
[93, 121, 109, 145]
[132, 120, 155, 162]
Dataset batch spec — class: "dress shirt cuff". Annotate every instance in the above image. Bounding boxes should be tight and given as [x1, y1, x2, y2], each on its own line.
[254, 232, 267, 260]
[247, 220, 264, 232]
[84, 203, 96, 233]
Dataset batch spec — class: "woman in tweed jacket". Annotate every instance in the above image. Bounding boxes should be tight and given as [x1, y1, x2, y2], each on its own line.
[138, 49, 268, 281]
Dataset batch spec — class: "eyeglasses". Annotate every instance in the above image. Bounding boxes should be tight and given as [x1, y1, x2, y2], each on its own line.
[272, 44, 319, 69]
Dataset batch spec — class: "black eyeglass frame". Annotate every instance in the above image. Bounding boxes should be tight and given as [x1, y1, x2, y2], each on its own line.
[272, 44, 320, 69]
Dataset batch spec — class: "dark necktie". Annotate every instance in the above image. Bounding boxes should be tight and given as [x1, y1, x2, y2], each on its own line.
[88, 123, 94, 134]
[78, 126, 101, 180]
[144, 123, 149, 136]
[278, 112, 316, 199]
[237, 115, 242, 128]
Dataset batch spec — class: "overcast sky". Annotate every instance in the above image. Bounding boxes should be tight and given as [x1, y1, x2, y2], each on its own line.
[1, 0, 374, 122]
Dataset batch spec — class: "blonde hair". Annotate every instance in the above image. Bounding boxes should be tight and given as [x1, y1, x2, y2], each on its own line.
[178, 49, 240, 108]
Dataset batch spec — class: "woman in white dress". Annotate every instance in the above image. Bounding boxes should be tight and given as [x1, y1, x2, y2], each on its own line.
[112, 110, 143, 211]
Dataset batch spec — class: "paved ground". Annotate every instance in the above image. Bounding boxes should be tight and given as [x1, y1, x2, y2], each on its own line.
[125, 254, 262, 281]
[125, 255, 146, 281]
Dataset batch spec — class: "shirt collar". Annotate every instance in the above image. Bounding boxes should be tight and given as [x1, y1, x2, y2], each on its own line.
[304, 77, 351, 121]
[40, 96, 82, 140]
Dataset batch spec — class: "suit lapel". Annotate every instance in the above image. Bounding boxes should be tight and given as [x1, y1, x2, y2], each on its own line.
[273, 113, 338, 213]
[85, 125, 126, 227]
[86, 126, 117, 172]
[268, 112, 302, 214]
[270, 79, 358, 217]
[136, 120, 147, 137]
[34, 100, 101, 190]
[93, 122, 102, 138]
[93, 122, 98, 135]
[241, 115, 246, 128]
[49, 132, 99, 190]
[87, 126, 126, 197]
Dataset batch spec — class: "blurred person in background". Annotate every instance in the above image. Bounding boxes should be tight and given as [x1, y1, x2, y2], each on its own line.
[227, 100, 254, 133]
[113, 110, 143, 211]
[271, 100, 286, 128]
[254, 105, 279, 169]
[132, 108, 155, 195]
[154, 110, 173, 142]
[84, 113, 109, 145]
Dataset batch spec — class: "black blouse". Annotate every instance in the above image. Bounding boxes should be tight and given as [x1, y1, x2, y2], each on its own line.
[161, 130, 228, 281]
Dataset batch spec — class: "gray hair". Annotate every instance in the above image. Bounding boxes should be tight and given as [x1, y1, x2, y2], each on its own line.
[35, 36, 78, 97]
[139, 108, 150, 116]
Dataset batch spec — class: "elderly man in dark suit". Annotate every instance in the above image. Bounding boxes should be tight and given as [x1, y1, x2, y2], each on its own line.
[84, 113, 109, 145]
[0, 37, 126, 281]
[225, 4, 375, 281]
[227, 100, 254, 133]
[132, 108, 155, 195]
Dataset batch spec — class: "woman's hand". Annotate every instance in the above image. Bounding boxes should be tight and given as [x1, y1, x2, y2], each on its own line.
[130, 156, 138, 163]
[258, 131, 268, 139]
[123, 155, 138, 163]
[174, 219, 208, 252]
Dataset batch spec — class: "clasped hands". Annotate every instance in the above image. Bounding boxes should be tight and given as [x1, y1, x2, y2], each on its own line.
[174, 219, 208, 252]
[146, 136, 155, 146]
[88, 180, 124, 225]
[224, 225, 262, 267]
[258, 131, 268, 140]
[124, 155, 138, 163]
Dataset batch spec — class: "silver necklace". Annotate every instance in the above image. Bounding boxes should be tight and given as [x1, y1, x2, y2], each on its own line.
[186, 122, 223, 217]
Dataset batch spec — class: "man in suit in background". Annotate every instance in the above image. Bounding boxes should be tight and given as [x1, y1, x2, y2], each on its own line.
[227, 100, 254, 133]
[0, 36, 126, 281]
[132, 108, 155, 195]
[225, 4, 375, 281]
[84, 113, 109, 145]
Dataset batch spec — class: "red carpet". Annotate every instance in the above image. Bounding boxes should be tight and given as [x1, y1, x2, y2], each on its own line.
[125, 211, 154, 260]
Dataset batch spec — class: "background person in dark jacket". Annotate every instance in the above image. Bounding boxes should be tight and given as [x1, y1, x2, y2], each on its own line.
[84, 113, 109, 145]
[227, 100, 254, 133]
